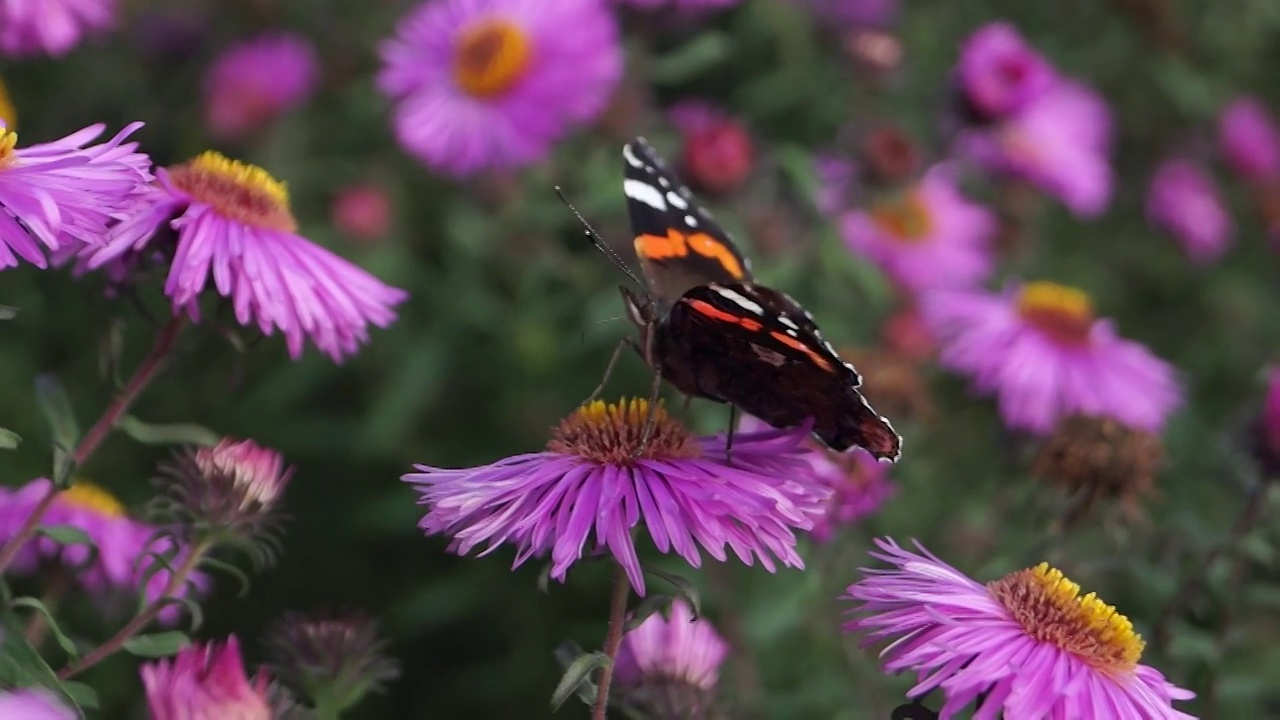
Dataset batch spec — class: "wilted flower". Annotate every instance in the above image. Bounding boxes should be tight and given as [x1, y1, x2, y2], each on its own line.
[141, 636, 273, 720]
[403, 398, 829, 595]
[1219, 96, 1280, 183]
[669, 101, 754, 196]
[922, 281, 1181, 435]
[0, 122, 151, 271]
[1146, 158, 1233, 264]
[960, 81, 1114, 217]
[844, 538, 1195, 718]
[0, 478, 207, 622]
[377, 0, 623, 175]
[859, 126, 918, 185]
[85, 151, 406, 362]
[1032, 414, 1163, 524]
[841, 165, 996, 294]
[154, 439, 292, 562]
[264, 611, 400, 711]
[956, 22, 1056, 120]
[614, 600, 729, 719]
[839, 346, 933, 425]
[332, 184, 392, 242]
[0, 688, 76, 720]
[0, 0, 115, 58]
[204, 33, 319, 141]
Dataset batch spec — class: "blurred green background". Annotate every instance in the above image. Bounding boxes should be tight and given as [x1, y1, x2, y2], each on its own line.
[3, 0, 1280, 717]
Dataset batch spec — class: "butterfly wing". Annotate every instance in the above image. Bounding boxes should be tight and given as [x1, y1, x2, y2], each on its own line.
[622, 137, 753, 305]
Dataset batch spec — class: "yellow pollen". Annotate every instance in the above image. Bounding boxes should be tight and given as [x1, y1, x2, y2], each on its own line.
[988, 562, 1145, 674]
[453, 18, 532, 98]
[870, 190, 933, 241]
[1016, 281, 1095, 345]
[60, 481, 126, 518]
[547, 398, 702, 464]
[0, 129, 15, 166]
[166, 151, 296, 233]
[0, 74, 16, 132]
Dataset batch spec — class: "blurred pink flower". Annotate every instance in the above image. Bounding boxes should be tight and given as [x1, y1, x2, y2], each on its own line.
[841, 165, 997, 294]
[921, 281, 1181, 435]
[813, 153, 857, 215]
[669, 101, 753, 195]
[957, 22, 1056, 119]
[1219, 96, 1280, 183]
[960, 81, 1114, 217]
[377, 0, 623, 176]
[86, 152, 407, 362]
[1146, 158, 1233, 264]
[0, 0, 115, 57]
[881, 305, 935, 362]
[141, 636, 272, 720]
[333, 184, 392, 242]
[204, 33, 319, 141]
[0, 688, 75, 720]
[615, 600, 728, 716]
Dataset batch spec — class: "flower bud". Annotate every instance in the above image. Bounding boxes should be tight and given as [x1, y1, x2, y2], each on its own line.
[263, 611, 400, 712]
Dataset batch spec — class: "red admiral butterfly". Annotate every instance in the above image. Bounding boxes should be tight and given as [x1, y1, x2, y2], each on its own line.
[564, 137, 901, 462]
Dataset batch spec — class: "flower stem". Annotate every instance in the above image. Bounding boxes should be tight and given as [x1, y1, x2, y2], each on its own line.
[58, 539, 209, 680]
[0, 317, 184, 576]
[592, 563, 631, 720]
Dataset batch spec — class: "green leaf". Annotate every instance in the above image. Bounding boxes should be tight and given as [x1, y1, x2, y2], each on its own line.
[61, 681, 98, 710]
[34, 374, 79, 487]
[0, 428, 18, 450]
[641, 564, 701, 620]
[774, 144, 823, 211]
[9, 597, 79, 659]
[199, 556, 252, 598]
[116, 415, 220, 447]
[649, 32, 730, 85]
[550, 649, 609, 711]
[625, 593, 673, 632]
[123, 631, 190, 658]
[0, 609, 83, 718]
[151, 596, 204, 633]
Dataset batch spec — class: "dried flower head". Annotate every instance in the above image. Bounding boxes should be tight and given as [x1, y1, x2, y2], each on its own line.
[1032, 414, 1163, 525]
[263, 610, 400, 712]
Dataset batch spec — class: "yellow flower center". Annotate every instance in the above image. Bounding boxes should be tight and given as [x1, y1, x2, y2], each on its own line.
[547, 398, 702, 464]
[1016, 281, 1095, 346]
[0, 129, 16, 167]
[869, 190, 933, 242]
[453, 18, 532, 99]
[60, 481, 126, 517]
[0, 74, 16, 132]
[165, 151, 296, 233]
[988, 562, 1144, 675]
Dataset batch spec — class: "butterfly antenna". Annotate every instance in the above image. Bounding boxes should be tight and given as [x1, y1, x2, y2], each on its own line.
[554, 185, 647, 289]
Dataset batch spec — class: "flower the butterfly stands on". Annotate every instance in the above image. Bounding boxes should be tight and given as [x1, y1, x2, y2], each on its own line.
[561, 136, 903, 463]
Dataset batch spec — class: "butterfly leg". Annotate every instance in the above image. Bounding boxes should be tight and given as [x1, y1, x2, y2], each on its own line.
[725, 404, 738, 463]
[635, 364, 664, 457]
[584, 337, 640, 405]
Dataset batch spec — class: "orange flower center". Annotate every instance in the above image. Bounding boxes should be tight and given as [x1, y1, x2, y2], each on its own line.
[1016, 281, 1095, 345]
[166, 151, 296, 233]
[453, 19, 532, 99]
[0, 128, 16, 167]
[60, 481, 126, 517]
[547, 398, 702, 464]
[987, 562, 1145, 675]
[869, 190, 932, 242]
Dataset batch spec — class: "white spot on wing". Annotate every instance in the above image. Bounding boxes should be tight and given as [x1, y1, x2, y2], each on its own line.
[684, 214, 698, 227]
[666, 191, 689, 210]
[658, 177, 670, 188]
[777, 316, 800, 330]
[623, 144, 644, 168]
[713, 286, 765, 315]
[786, 328, 798, 337]
[623, 179, 667, 211]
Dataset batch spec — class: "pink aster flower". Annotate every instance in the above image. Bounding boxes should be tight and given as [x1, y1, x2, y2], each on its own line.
[1219, 96, 1280, 183]
[0, 688, 76, 720]
[668, 101, 754, 196]
[204, 33, 319, 141]
[0, 122, 151, 271]
[332, 183, 392, 242]
[1146, 158, 1233, 264]
[844, 538, 1196, 719]
[141, 636, 273, 720]
[813, 153, 858, 216]
[960, 81, 1114, 217]
[84, 151, 406, 362]
[0, 0, 115, 58]
[956, 22, 1056, 120]
[377, 0, 623, 176]
[614, 599, 729, 717]
[403, 399, 830, 595]
[0, 478, 207, 623]
[841, 165, 996, 294]
[921, 281, 1181, 435]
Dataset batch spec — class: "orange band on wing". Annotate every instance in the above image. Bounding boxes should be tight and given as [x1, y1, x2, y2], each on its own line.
[688, 299, 763, 332]
[769, 331, 834, 372]
[636, 229, 746, 279]
[685, 233, 746, 278]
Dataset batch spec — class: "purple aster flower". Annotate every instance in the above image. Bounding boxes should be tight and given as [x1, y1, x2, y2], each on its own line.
[960, 81, 1114, 217]
[614, 599, 729, 718]
[813, 153, 858, 216]
[956, 22, 1056, 120]
[1219, 96, 1280, 183]
[0, 688, 76, 720]
[0, 122, 151, 270]
[141, 636, 273, 720]
[841, 165, 997, 294]
[921, 281, 1181, 435]
[0, 478, 208, 623]
[204, 33, 319, 141]
[843, 538, 1196, 719]
[1146, 158, 1233, 265]
[377, 0, 623, 176]
[0, 0, 115, 58]
[84, 151, 406, 362]
[403, 399, 830, 595]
